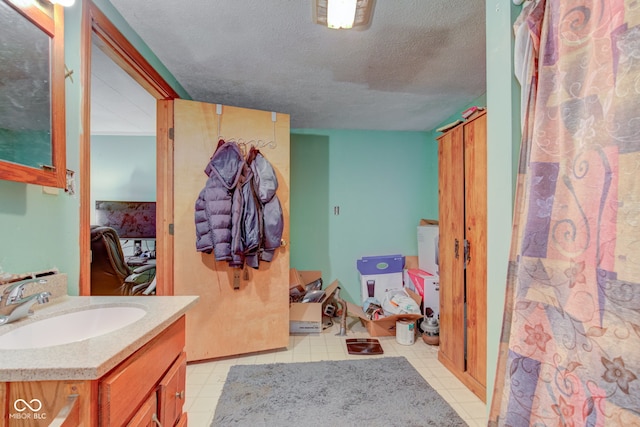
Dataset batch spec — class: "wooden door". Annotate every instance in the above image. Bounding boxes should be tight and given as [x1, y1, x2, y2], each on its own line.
[171, 99, 290, 361]
[437, 125, 466, 372]
[464, 112, 487, 393]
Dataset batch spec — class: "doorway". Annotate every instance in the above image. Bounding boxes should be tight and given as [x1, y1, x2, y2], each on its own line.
[79, 0, 178, 296]
[89, 37, 157, 295]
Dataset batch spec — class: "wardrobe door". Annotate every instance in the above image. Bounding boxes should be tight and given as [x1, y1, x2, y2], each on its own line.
[171, 99, 290, 361]
[464, 112, 488, 393]
[437, 125, 466, 372]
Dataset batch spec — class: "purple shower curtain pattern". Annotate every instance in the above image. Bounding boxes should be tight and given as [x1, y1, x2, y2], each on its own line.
[490, 1, 640, 426]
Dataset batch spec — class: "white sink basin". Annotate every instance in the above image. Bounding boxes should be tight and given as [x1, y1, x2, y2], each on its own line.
[0, 306, 146, 350]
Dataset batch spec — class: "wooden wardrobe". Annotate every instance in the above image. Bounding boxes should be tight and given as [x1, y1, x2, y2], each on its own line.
[437, 110, 487, 401]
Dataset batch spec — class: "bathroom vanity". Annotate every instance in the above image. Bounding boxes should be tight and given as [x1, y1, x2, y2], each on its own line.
[0, 295, 198, 426]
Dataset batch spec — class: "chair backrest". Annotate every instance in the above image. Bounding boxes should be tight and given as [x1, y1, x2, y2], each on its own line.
[90, 225, 131, 295]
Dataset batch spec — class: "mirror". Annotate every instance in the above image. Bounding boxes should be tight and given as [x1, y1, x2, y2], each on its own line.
[0, 0, 66, 188]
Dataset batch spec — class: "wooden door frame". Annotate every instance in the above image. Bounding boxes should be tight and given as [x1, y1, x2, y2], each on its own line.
[79, 0, 178, 296]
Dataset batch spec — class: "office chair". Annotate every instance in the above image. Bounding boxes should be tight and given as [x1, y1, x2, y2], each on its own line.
[90, 225, 156, 296]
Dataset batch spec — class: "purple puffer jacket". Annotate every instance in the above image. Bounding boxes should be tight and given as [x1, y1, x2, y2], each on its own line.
[245, 147, 284, 267]
[194, 140, 244, 260]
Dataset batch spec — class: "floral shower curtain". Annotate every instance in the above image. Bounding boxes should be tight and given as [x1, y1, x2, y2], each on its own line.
[489, 1, 640, 426]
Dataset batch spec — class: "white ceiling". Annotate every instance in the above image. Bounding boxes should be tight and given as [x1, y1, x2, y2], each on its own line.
[94, 0, 486, 134]
[90, 43, 156, 135]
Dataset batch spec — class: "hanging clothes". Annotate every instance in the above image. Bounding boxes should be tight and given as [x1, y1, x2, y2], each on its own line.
[245, 147, 284, 268]
[195, 141, 283, 270]
[194, 139, 244, 260]
[232, 160, 259, 268]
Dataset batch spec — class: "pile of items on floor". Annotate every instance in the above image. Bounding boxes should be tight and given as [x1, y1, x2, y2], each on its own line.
[288, 255, 440, 346]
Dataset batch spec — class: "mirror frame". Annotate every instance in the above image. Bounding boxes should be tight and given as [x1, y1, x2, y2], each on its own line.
[0, 0, 66, 188]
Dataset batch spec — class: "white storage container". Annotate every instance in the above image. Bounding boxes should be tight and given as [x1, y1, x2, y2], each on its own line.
[417, 223, 439, 275]
[357, 255, 405, 304]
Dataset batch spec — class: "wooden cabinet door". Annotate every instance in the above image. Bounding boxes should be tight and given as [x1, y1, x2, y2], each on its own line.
[437, 125, 466, 372]
[100, 318, 185, 426]
[464, 113, 487, 390]
[126, 394, 157, 427]
[171, 99, 290, 361]
[175, 413, 188, 427]
[157, 352, 187, 427]
[3, 381, 92, 427]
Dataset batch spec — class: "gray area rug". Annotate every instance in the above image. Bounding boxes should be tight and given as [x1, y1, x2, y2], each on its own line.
[211, 356, 467, 426]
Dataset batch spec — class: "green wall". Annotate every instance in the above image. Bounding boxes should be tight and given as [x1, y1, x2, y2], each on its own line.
[290, 134, 331, 277]
[423, 5, 520, 406]
[0, 1, 187, 292]
[90, 135, 156, 205]
[290, 129, 436, 304]
[485, 0, 521, 409]
[0, 5, 83, 286]
[427, 94, 488, 142]
[0, 1, 520, 409]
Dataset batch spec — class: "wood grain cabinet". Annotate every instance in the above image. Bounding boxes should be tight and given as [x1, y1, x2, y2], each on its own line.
[437, 111, 487, 402]
[0, 316, 187, 426]
[126, 394, 157, 427]
[157, 352, 187, 427]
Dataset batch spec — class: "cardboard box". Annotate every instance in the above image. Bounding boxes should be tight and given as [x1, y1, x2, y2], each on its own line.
[417, 220, 439, 276]
[347, 288, 423, 337]
[357, 254, 405, 304]
[289, 269, 339, 334]
[404, 268, 440, 319]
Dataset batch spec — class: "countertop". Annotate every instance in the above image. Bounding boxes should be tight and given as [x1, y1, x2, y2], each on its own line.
[0, 295, 198, 382]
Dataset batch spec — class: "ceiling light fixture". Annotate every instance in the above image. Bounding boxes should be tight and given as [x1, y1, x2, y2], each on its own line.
[313, 0, 374, 30]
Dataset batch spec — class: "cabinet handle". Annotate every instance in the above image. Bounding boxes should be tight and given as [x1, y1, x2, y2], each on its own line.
[152, 413, 163, 427]
[175, 390, 185, 399]
[50, 394, 79, 427]
[454, 239, 460, 259]
[464, 239, 471, 268]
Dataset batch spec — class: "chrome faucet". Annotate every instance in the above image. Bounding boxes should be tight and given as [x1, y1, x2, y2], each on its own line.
[0, 278, 52, 325]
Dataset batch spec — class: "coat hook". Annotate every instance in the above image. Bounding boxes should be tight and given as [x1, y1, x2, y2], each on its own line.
[65, 65, 74, 82]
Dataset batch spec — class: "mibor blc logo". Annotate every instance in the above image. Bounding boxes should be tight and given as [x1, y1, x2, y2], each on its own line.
[10, 398, 47, 420]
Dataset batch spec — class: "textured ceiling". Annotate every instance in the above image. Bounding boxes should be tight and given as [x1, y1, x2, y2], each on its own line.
[107, 0, 486, 132]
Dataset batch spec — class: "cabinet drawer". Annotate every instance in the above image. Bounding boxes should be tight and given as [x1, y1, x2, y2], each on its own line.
[126, 393, 157, 427]
[100, 317, 186, 426]
[158, 352, 187, 427]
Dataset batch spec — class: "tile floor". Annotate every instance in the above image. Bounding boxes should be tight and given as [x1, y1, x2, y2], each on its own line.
[185, 321, 488, 426]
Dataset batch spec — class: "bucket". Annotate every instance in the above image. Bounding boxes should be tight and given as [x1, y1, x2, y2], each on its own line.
[395, 319, 415, 345]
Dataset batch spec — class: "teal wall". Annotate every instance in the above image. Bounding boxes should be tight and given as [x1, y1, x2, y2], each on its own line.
[90, 0, 189, 100]
[427, 94, 488, 143]
[0, 5, 83, 287]
[424, 9, 520, 406]
[290, 130, 436, 303]
[0, 1, 520, 409]
[290, 134, 331, 277]
[485, 0, 521, 409]
[90, 135, 156, 208]
[0, 1, 187, 292]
